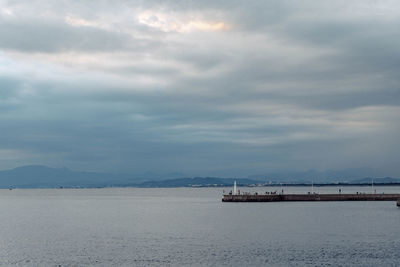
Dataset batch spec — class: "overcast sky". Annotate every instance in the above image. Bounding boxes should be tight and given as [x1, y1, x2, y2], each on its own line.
[0, 0, 399, 176]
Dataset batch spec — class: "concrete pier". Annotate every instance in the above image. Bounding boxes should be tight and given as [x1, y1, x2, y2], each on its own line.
[222, 193, 400, 202]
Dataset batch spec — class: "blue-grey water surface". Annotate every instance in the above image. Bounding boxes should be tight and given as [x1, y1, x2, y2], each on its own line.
[1, 186, 400, 266]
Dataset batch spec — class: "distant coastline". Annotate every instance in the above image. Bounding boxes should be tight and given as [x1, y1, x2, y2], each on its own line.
[1, 165, 399, 189]
[4, 180, 400, 190]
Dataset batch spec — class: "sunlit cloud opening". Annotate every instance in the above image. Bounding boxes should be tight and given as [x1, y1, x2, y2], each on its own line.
[0, 7, 14, 16]
[65, 15, 107, 29]
[138, 12, 229, 33]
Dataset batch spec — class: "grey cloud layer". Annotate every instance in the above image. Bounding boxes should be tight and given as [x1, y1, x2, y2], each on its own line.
[0, 0, 399, 176]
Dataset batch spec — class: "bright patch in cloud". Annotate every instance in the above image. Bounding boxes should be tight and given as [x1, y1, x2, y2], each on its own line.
[65, 15, 106, 29]
[0, 7, 14, 16]
[138, 12, 229, 33]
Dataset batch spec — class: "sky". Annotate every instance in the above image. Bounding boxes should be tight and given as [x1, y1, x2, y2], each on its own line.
[0, 0, 399, 177]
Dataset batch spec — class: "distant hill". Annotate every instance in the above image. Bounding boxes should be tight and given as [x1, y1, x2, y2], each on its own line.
[137, 177, 260, 188]
[350, 177, 400, 184]
[1, 165, 399, 188]
[0, 166, 259, 188]
[247, 168, 385, 183]
[0, 165, 136, 188]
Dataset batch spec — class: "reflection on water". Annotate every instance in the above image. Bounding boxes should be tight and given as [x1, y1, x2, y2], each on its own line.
[1, 186, 400, 266]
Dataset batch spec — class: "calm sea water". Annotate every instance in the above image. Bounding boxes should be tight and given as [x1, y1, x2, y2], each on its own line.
[1, 186, 400, 266]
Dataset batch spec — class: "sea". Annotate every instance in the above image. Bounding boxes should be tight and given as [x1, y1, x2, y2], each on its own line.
[1, 186, 400, 266]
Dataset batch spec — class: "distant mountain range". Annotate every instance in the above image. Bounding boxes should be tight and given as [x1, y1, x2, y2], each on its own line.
[351, 177, 400, 184]
[247, 168, 388, 183]
[0, 165, 399, 188]
[137, 177, 400, 188]
[0, 165, 136, 188]
[138, 177, 261, 188]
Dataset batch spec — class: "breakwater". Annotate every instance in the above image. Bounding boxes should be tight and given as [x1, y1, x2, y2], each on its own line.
[222, 193, 400, 202]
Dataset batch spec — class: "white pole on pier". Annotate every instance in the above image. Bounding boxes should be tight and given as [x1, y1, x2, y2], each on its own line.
[233, 181, 237, 195]
[312, 181, 314, 194]
[372, 178, 374, 194]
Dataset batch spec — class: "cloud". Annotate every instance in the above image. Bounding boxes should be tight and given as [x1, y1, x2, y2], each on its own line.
[0, 19, 134, 53]
[0, 0, 399, 176]
[137, 11, 229, 33]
